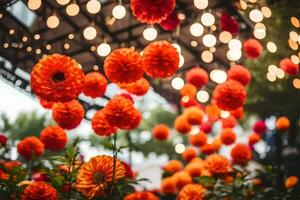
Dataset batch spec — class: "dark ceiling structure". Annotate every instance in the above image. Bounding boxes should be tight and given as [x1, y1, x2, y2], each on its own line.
[0, 0, 252, 119]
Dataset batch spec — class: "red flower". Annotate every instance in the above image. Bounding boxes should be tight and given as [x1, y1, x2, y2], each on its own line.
[189, 131, 207, 147]
[220, 12, 240, 35]
[213, 80, 246, 111]
[253, 120, 267, 134]
[160, 11, 180, 31]
[174, 115, 192, 134]
[152, 124, 170, 141]
[124, 110, 142, 130]
[52, 100, 84, 130]
[230, 107, 243, 120]
[130, 0, 175, 24]
[31, 54, 84, 103]
[40, 126, 67, 151]
[200, 138, 222, 155]
[118, 78, 150, 96]
[186, 67, 208, 88]
[248, 133, 261, 146]
[280, 58, 299, 75]
[104, 48, 144, 84]
[91, 109, 117, 137]
[204, 154, 231, 174]
[32, 172, 48, 182]
[178, 184, 206, 200]
[180, 97, 198, 108]
[142, 41, 179, 78]
[124, 191, 159, 200]
[231, 144, 251, 164]
[82, 72, 107, 98]
[200, 121, 212, 133]
[122, 161, 136, 179]
[105, 95, 138, 129]
[243, 39, 263, 59]
[17, 137, 44, 160]
[222, 115, 237, 128]
[21, 181, 58, 200]
[220, 128, 236, 145]
[39, 98, 54, 109]
[182, 147, 197, 162]
[205, 104, 220, 122]
[0, 134, 7, 146]
[227, 64, 251, 86]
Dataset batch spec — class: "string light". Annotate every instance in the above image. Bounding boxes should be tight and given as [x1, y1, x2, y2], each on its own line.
[3, 43, 9, 48]
[56, 0, 70, 5]
[97, 43, 111, 57]
[293, 79, 300, 89]
[201, 50, 213, 63]
[289, 31, 299, 42]
[194, 0, 208, 10]
[228, 39, 242, 49]
[86, 0, 101, 14]
[179, 54, 185, 67]
[201, 12, 215, 26]
[143, 27, 157, 41]
[266, 42, 277, 53]
[291, 17, 300, 28]
[46, 15, 60, 29]
[36, 48, 41, 54]
[26, 46, 32, 52]
[90, 45, 96, 51]
[68, 33, 74, 40]
[202, 34, 216, 47]
[34, 34, 40, 40]
[266, 72, 276, 82]
[196, 90, 209, 103]
[45, 44, 51, 50]
[219, 31, 232, 43]
[291, 55, 300, 64]
[172, 43, 181, 54]
[268, 65, 277, 73]
[210, 69, 227, 84]
[22, 36, 28, 42]
[9, 29, 15, 35]
[240, 0, 247, 10]
[288, 39, 298, 50]
[249, 9, 264, 23]
[190, 40, 198, 47]
[28, 0, 41, 10]
[112, 5, 126, 19]
[253, 28, 266, 39]
[220, 110, 230, 118]
[64, 43, 70, 50]
[190, 23, 204, 37]
[227, 49, 242, 61]
[83, 26, 97, 40]
[66, 3, 80, 16]
[275, 68, 285, 79]
[178, 13, 186, 20]
[175, 143, 185, 154]
[261, 6, 272, 18]
[171, 77, 184, 90]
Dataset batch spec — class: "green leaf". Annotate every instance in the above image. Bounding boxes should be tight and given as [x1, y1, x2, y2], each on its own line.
[194, 176, 216, 187]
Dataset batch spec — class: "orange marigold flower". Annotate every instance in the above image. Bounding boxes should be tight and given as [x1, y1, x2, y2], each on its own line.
[152, 124, 170, 141]
[189, 132, 207, 147]
[180, 83, 197, 98]
[4, 160, 22, 171]
[182, 147, 197, 162]
[76, 155, 126, 199]
[248, 133, 261, 146]
[142, 41, 179, 78]
[222, 115, 237, 128]
[243, 38, 263, 59]
[200, 138, 222, 155]
[124, 110, 142, 130]
[220, 128, 236, 145]
[82, 72, 107, 98]
[105, 95, 138, 129]
[186, 67, 208, 88]
[91, 109, 117, 137]
[17, 137, 44, 160]
[205, 104, 220, 122]
[21, 181, 57, 200]
[30, 54, 84, 103]
[39, 98, 54, 109]
[276, 116, 290, 131]
[231, 144, 251, 164]
[185, 161, 204, 177]
[161, 176, 177, 195]
[163, 160, 183, 174]
[285, 176, 298, 189]
[104, 48, 143, 84]
[52, 100, 84, 130]
[227, 64, 251, 86]
[124, 191, 159, 200]
[40, 126, 67, 151]
[204, 154, 230, 174]
[213, 80, 247, 111]
[184, 106, 204, 125]
[178, 184, 206, 200]
[173, 171, 193, 190]
[174, 115, 192, 134]
[118, 78, 150, 96]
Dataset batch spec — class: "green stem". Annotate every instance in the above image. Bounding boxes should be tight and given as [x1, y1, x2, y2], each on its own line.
[110, 133, 118, 195]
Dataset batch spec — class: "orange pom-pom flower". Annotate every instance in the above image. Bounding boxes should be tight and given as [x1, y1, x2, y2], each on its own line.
[40, 126, 67, 151]
[104, 48, 144, 84]
[118, 78, 150, 96]
[124, 191, 159, 200]
[174, 115, 192, 134]
[82, 72, 107, 98]
[184, 106, 204, 125]
[178, 184, 206, 200]
[31, 54, 84, 103]
[222, 115, 237, 128]
[285, 176, 298, 189]
[142, 41, 179, 78]
[280, 58, 299, 75]
[130, 0, 175, 24]
[248, 132, 261, 146]
[220, 128, 236, 145]
[182, 147, 197, 162]
[227, 65, 251, 86]
[91, 109, 117, 137]
[189, 131, 207, 147]
[243, 39, 263, 59]
[17, 137, 44, 160]
[230, 107, 244, 120]
[174, 171, 193, 190]
[180, 83, 197, 98]
[276, 116, 290, 131]
[21, 181, 58, 200]
[163, 160, 183, 174]
[39, 98, 54, 109]
[161, 176, 177, 195]
[213, 80, 247, 111]
[231, 143, 251, 164]
[52, 100, 84, 130]
[206, 104, 220, 122]
[204, 154, 231, 174]
[186, 67, 208, 88]
[152, 124, 170, 141]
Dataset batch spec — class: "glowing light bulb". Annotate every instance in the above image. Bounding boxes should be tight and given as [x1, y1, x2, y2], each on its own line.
[228, 39, 242, 49]
[210, 69, 227, 84]
[46, 15, 60, 29]
[190, 23, 204, 37]
[267, 72, 276, 82]
[249, 9, 263, 23]
[227, 49, 242, 61]
[201, 50, 213, 63]
[261, 6, 272, 18]
[197, 90, 209, 103]
[97, 43, 111, 57]
[220, 110, 230, 118]
[179, 54, 184, 67]
[28, 0, 41, 10]
[202, 34, 216, 47]
[291, 55, 300, 64]
[175, 144, 185, 154]
[56, 0, 70, 5]
[219, 31, 232, 43]
[86, 0, 101, 14]
[194, 0, 208, 10]
[266, 42, 277, 53]
[172, 43, 181, 54]
[143, 27, 157, 41]
[201, 12, 215, 26]
[275, 68, 285, 79]
[83, 26, 97, 40]
[171, 77, 184, 90]
[66, 3, 80, 16]
[112, 5, 126, 19]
